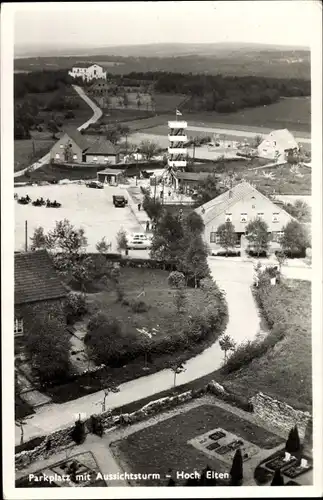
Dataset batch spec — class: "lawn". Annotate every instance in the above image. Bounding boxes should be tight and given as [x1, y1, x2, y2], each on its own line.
[85, 267, 206, 340]
[223, 280, 312, 412]
[14, 133, 56, 172]
[111, 403, 283, 485]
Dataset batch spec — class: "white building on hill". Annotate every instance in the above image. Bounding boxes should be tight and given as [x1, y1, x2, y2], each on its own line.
[68, 63, 107, 82]
[258, 129, 299, 161]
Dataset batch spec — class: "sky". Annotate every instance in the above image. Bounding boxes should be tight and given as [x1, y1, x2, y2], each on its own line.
[13, 1, 319, 52]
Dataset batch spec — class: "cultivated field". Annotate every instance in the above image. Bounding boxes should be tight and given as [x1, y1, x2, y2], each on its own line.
[224, 280, 312, 411]
[15, 184, 143, 252]
[120, 97, 311, 136]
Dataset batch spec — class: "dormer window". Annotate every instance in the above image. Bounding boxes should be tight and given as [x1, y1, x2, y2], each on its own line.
[272, 213, 279, 223]
[225, 213, 232, 223]
[240, 213, 248, 223]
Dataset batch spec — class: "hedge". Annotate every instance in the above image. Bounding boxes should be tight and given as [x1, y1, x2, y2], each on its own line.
[221, 278, 289, 374]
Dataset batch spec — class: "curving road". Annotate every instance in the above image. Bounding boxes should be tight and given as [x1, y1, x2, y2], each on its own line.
[14, 85, 102, 179]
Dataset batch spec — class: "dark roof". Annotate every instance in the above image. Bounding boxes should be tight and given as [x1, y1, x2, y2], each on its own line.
[176, 172, 211, 181]
[15, 250, 67, 305]
[86, 139, 118, 155]
[63, 129, 90, 152]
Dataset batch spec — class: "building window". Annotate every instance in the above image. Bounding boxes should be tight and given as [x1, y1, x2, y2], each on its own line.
[93, 157, 98, 162]
[272, 213, 279, 223]
[60, 144, 64, 149]
[55, 153, 60, 159]
[14, 318, 23, 335]
[210, 232, 217, 243]
[240, 213, 248, 223]
[272, 231, 284, 242]
[257, 212, 264, 218]
[73, 154, 77, 160]
[225, 213, 232, 223]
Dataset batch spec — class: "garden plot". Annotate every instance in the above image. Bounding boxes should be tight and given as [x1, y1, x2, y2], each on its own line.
[189, 427, 260, 465]
[15, 184, 142, 252]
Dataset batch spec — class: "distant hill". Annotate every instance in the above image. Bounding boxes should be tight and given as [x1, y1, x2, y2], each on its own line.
[15, 41, 309, 58]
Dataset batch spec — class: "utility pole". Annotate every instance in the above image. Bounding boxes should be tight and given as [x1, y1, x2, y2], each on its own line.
[25, 220, 28, 252]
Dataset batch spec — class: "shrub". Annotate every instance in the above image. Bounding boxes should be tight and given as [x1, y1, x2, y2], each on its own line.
[65, 292, 88, 324]
[71, 420, 86, 444]
[130, 299, 149, 313]
[64, 110, 76, 119]
[89, 415, 103, 437]
[254, 466, 273, 485]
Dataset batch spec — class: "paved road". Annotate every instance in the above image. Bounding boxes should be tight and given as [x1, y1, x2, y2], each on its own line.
[14, 86, 102, 179]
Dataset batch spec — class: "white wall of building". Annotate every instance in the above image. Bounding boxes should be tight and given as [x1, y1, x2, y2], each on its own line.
[68, 64, 107, 82]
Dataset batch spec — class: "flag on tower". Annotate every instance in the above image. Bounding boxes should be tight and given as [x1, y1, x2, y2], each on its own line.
[176, 109, 182, 116]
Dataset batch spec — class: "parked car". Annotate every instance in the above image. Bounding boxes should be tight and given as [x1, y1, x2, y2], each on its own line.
[127, 233, 152, 250]
[87, 181, 104, 189]
[113, 195, 127, 207]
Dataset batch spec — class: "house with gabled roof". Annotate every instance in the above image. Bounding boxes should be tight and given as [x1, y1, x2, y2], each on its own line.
[50, 130, 120, 164]
[14, 250, 68, 351]
[258, 129, 299, 161]
[195, 181, 295, 254]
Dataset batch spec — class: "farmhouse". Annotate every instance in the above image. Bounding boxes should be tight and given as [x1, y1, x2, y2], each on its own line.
[97, 168, 123, 185]
[195, 181, 294, 253]
[68, 63, 107, 81]
[258, 129, 299, 161]
[14, 250, 67, 353]
[50, 130, 120, 164]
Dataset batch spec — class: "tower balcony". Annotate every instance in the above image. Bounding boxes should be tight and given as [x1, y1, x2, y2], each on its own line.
[168, 147, 188, 155]
[168, 159, 187, 168]
[168, 135, 187, 142]
[168, 121, 187, 129]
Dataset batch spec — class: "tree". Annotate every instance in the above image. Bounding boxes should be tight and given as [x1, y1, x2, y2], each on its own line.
[219, 334, 236, 362]
[184, 237, 210, 288]
[150, 212, 185, 267]
[230, 449, 243, 485]
[245, 218, 270, 256]
[253, 135, 263, 147]
[100, 384, 120, 413]
[116, 228, 128, 255]
[216, 222, 236, 256]
[24, 315, 71, 384]
[47, 119, 59, 139]
[139, 140, 159, 161]
[170, 361, 186, 387]
[46, 219, 88, 255]
[271, 468, 284, 486]
[30, 226, 47, 250]
[285, 425, 301, 453]
[16, 417, 32, 445]
[283, 200, 310, 223]
[71, 417, 86, 445]
[142, 194, 163, 221]
[168, 271, 187, 313]
[96, 236, 111, 254]
[280, 220, 310, 255]
[199, 465, 217, 485]
[185, 211, 205, 235]
[193, 174, 224, 208]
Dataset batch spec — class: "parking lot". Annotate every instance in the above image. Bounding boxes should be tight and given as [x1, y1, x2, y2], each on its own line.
[15, 184, 146, 253]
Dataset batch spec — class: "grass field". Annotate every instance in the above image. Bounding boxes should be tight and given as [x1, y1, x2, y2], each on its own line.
[115, 97, 311, 135]
[224, 280, 312, 412]
[86, 267, 206, 340]
[14, 133, 56, 172]
[111, 403, 283, 485]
